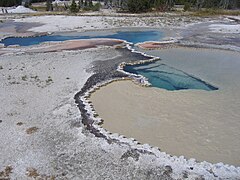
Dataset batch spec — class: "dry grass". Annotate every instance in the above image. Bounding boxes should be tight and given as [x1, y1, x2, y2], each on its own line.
[0, 166, 13, 179]
[191, 9, 240, 17]
[26, 127, 39, 134]
[26, 168, 55, 179]
[26, 168, 39, 178]
[31, 6, 46, 12]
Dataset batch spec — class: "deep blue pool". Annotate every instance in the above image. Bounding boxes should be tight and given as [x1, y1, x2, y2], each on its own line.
[1, 30, 164, 46]
[124, 62, 218, 91]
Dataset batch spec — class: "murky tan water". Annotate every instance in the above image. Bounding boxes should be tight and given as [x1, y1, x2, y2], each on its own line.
[90, 48, 240, 166]
[90, 80, 240, 166]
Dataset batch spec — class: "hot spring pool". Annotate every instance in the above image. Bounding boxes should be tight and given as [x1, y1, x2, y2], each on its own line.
[90, 48, 240, 166]
[1, 30, 164, 46]
[1, 30, 218, 92]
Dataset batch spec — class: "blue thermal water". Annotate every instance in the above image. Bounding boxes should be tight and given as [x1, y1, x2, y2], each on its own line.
[1, 30, 164, 46]
[124, 62, 218, 91]
[1, 30, 218, 91]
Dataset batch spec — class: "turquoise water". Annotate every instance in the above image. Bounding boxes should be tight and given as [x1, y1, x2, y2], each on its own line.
[1, 30, 218, 91]
[1, 30, 164, 46]
[124, 62, 218, 91]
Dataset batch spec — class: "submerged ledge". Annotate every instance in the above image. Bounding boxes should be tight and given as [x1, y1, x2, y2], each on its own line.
[136, 40, 178, 50]
[74, 43, 240, 178]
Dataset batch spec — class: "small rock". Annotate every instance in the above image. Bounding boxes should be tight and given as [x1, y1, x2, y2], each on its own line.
[16, 122, 23, 126]
[121, 149, 140, 161]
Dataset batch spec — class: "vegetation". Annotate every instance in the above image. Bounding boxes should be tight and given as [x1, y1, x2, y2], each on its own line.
[30, 0, 46, 2]
[173, 0, 239, 10]
[184, 2, 191, 11]
[0, 0, 21, 7]
[70, 0, 78, 13]
[0, 166, 13, 179]
[91, 2, 101, 11]
[82, 0, 101, 11]
[68, 0, 101, 12]
[0, 0, 239, 14]
[26, 127, 39, 134]
[24, 1, 31, 8]
[78, 0, 84, 9]
[119, 0, 240, 13]
[46, 0, 53, 11]
[127, 0, 150, 13]
[192, 8, 240, 16]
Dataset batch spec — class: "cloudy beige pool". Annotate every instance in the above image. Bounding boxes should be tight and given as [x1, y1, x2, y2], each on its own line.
[90, 48, 240, 166]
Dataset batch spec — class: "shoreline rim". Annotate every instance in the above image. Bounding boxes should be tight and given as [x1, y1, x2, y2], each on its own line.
[73, 41, 240, 179]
